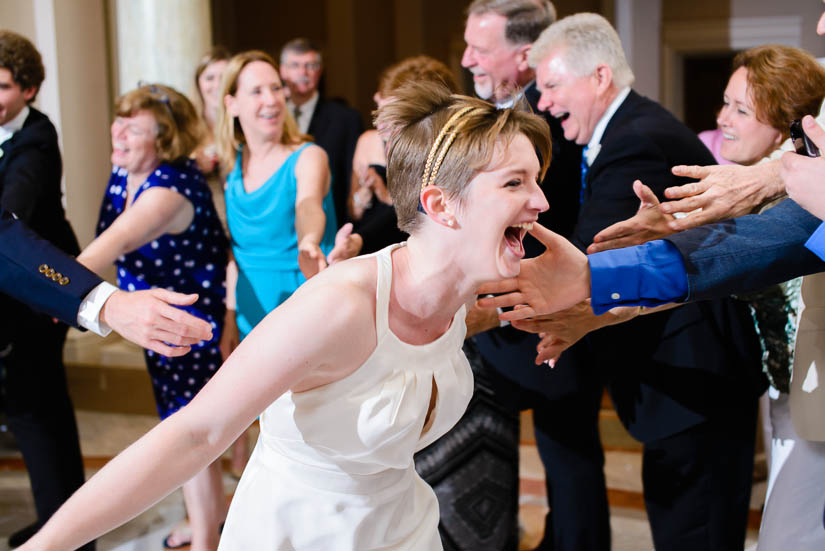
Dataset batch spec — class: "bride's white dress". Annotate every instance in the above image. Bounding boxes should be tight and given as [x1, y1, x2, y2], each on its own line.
[218, 244, 474, 550]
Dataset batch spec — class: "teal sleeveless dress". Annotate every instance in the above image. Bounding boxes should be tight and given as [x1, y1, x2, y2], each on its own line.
[226, 143, 337, 338]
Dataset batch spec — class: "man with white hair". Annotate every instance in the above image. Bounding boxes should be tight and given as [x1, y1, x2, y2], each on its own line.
[526, 13, 766, 550]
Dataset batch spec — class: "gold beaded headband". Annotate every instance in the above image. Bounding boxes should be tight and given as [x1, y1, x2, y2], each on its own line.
[421, 105, 485, 189]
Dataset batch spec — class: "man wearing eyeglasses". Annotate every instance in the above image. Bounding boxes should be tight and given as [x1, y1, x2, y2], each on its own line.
[280, 38, 362, 227]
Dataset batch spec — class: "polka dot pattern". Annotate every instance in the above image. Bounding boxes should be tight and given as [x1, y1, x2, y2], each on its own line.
[97, 159, 229, 419]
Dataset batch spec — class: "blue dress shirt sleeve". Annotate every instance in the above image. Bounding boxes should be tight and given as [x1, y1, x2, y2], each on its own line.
[588, 240, 688, 314]
[805, 221, 825, 261]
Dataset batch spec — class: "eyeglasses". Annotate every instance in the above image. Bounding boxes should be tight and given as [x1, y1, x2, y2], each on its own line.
[284, 61, 322, 72]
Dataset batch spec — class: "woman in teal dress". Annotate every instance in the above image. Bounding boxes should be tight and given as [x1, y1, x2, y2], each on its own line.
[216, 50, 338, 342]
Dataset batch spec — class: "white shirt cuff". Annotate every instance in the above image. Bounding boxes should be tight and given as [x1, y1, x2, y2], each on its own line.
[77, 281, 118, 336]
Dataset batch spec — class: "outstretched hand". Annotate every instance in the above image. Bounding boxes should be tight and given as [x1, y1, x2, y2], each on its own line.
[587, 180, 674, 253]
[663, 161, 783, 231]
[511, 300, 597, 366]
[327, 223, 364, 265]
[783, 115, 825, 220]
[477, 223, 591, 321]
[99, 289, 213, 357]
[298, 238, 328, 279]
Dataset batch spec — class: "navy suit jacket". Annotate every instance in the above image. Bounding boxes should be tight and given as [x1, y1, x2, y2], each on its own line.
[308, 97, 363, 227]
[667, 199, 825, 301]
[570, 91, 764, 442]
[0, 209, 100, 331]
[473, 83, 586, 402]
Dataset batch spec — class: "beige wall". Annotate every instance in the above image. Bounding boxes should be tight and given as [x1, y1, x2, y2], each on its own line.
[53, 0, 113, 248]
[0, 0, 36, 38]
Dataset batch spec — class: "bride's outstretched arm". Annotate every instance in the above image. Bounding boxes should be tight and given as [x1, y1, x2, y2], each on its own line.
[21, 265, 377, 551]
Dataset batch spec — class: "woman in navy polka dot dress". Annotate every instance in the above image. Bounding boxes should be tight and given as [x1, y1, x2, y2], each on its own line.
[76, 84, 228, 550]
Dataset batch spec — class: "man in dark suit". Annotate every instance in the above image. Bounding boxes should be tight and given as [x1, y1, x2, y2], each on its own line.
[280, 38, 362, 227]
[523, 14, 765, 550]
[0, 30, 93, 549]
[461, 2, 608, 550]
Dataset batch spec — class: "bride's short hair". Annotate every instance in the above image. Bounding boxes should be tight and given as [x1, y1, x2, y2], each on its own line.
[377, 81, 551, 233]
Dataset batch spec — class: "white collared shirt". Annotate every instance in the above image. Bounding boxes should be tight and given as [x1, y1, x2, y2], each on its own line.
[287, 91, 319, 134]
[77, 281, 118, 336]
[0, 105, 30, 149]
[495, 86, 528, 110]
[584, 87, 631, 167]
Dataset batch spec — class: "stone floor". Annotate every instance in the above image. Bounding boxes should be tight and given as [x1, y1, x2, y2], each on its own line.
[0, 410, 760, 550]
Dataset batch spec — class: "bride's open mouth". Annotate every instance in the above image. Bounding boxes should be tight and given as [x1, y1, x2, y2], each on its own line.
[503, 222, 533, 257]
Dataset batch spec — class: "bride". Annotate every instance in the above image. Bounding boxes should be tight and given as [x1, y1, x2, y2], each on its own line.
[20, 81, 550, 551]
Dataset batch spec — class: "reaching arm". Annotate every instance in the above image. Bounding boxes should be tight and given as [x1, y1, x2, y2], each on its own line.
[662, 161, 784, 231]
[21, 263, 377, 551]
[0, 209, 101, 325]
[587, 180, 675, 253]
[99, 289, 213, 356]
[477, 223, 592, 318]
[477, 224, 688, 320]
[294, 144, 331, 279]
[514, 301, 678, 366]
[77, 187, 193, 275]
[0, 208, 212, 352]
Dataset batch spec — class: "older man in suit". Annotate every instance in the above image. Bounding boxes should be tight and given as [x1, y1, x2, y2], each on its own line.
[520, 14, 764, 550]
[280, 38, 362, 227]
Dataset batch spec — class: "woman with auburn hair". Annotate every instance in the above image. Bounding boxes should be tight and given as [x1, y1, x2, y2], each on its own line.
[20, 80, 551, 551]
[214, 50, 339, 350]
[716, 43, 825, 166]
[74, 84, 229, 550]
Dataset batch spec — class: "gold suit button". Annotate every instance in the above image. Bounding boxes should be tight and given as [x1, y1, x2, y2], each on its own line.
[51, 273, 61, 281]
[59, 277, 70, 286]
[45, 268, 55, 278]
[38, 264, 49, 273]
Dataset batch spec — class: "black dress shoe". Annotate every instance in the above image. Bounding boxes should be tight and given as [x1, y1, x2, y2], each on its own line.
[8, 521, 40, 548]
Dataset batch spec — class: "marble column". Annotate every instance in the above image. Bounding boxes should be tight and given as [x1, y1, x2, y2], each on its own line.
[113, 0, 212, 100]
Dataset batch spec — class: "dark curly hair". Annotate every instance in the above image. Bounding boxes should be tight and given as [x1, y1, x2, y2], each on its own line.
[0, 30, 45, 102]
